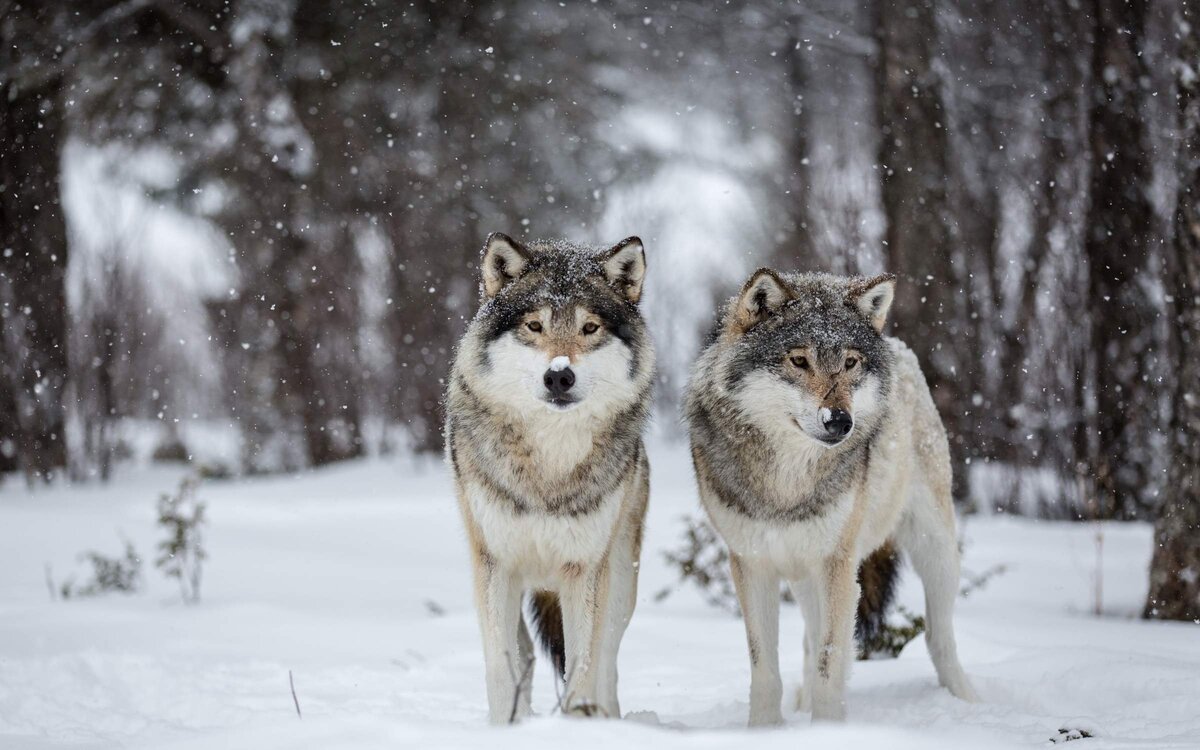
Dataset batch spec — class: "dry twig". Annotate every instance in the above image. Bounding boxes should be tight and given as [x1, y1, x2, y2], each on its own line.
[289, 670, 302, 719]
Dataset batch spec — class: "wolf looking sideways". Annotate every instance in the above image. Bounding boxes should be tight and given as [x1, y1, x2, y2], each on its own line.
[445, 233, 654, 723]
[686, 269, 979, 725]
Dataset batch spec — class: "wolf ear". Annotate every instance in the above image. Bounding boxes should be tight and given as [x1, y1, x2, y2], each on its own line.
[602, 236, 646, 304]
[480, 232, 530, 299]
[847, 273, 896, 332]
[734, 268, 794, 332]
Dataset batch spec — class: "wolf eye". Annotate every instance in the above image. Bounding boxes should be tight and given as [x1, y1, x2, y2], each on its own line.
[526, 321, 543, 333]
[845, 357, 858, 370]
[790, 355, 809, 370]
[581, 322, 599, 335]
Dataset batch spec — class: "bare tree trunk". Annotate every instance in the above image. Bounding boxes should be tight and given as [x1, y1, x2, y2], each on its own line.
[942, 0, 1001, 485]
[382, 0, 493, 454]
[206, 0, 365, 470]
[875, 0, 968, 498]
[275, 231, 364, 469]
[993, 0, 1087, 513]
[0, 376, 16, 473]
[0, 78, 70, 483]
[1084, 0, 1157, 520]
[774, 28, 817, 267]
[1145, 3, 1200, 622]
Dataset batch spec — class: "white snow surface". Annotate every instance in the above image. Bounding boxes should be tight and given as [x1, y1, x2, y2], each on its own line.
[549, 356, 571, 372]
[1, 443, 1198, 749]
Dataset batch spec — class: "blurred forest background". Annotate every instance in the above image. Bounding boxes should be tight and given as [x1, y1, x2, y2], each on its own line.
[1, 0, 1198, 589]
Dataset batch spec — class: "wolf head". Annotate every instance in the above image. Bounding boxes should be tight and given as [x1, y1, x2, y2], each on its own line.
[460, 232, 653, 416]
[719, 269, 896, 448]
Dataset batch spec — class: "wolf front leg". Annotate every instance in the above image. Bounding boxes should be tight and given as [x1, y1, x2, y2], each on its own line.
[593, 497, 647, 719]
[810, 553, 860, 721]
[730, 553, 783, 726]
[559, 560, 613, 716]
[592, 550, 635, 719]
[472, 552, 529, 724]
[594, 459, 650, 718]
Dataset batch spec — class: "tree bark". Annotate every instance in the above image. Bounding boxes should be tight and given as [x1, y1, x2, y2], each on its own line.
[208, 0, 364, 470]
[274, 233, 364, 468]
[0, 368, 17, 473]
[994, 0, 1087, 514]
[1144, 3, 1200, 622]
[774, 29, 817, 267]
[1084, 0, 1157, 520]
[875, 0, 968, 498]
[0, 78, 70, 482]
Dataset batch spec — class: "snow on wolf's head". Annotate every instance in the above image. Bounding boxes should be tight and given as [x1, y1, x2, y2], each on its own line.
[719, 269, 896, 449]
[460, 233, 655, 418]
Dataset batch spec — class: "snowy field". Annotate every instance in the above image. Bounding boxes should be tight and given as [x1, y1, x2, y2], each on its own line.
[1, 442, 1197, 750]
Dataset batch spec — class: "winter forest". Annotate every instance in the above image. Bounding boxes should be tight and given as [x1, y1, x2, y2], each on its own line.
[2, 1, 1199, 748]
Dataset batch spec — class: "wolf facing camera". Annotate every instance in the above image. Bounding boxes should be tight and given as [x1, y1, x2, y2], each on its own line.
[686, 268, 979, 725]
[445, 233, 655, 723]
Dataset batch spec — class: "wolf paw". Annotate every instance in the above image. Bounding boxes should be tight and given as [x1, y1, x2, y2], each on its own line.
[747, 707, 784, 727]
[565, 701, 608, 718]
[945, 674, 982, 703]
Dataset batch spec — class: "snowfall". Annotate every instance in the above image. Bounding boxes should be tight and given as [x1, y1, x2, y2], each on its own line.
[1, 441, 1197, 750]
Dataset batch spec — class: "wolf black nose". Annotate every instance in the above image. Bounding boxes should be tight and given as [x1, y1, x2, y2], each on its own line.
[824, 409, 853, 438]
[543, 367, 576, 395]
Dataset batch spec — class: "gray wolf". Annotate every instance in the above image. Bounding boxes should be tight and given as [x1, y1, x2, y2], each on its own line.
[685, 268, 979, 725]
[445, 233, 654, 723]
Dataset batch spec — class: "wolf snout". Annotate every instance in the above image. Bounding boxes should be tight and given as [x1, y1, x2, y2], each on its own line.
[822, 408, 853, 439]
[543, 366, 576, 396]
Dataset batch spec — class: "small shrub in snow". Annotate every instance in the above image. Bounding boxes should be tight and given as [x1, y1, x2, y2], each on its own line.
[196, 462, 233, 481]
[60, 541, 142, 599]
[151, 437, 190, 463]
[156, 476, 207, 604]
[655, 515, 739, 614]
[960, 562, 1008, 598]
[858, 606, 925, 660]
[1051, 727, 1095, 743]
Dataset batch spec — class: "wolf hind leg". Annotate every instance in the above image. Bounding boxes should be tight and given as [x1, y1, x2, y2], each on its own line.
[730, 553, 783, 726]
[895, 498, 980, 702]
[787, 576, 821, 712]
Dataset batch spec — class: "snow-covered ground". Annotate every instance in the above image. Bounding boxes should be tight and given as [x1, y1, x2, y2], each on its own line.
[1, 443, 1197, 749]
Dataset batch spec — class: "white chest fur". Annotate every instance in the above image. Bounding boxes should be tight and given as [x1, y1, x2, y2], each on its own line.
[704, 491, 853, 579]
[465, 480, 622, 583]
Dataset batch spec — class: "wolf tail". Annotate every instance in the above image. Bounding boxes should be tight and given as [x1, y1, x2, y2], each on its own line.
[855, 541, 901, 651]
[527, 590, 566, 679]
